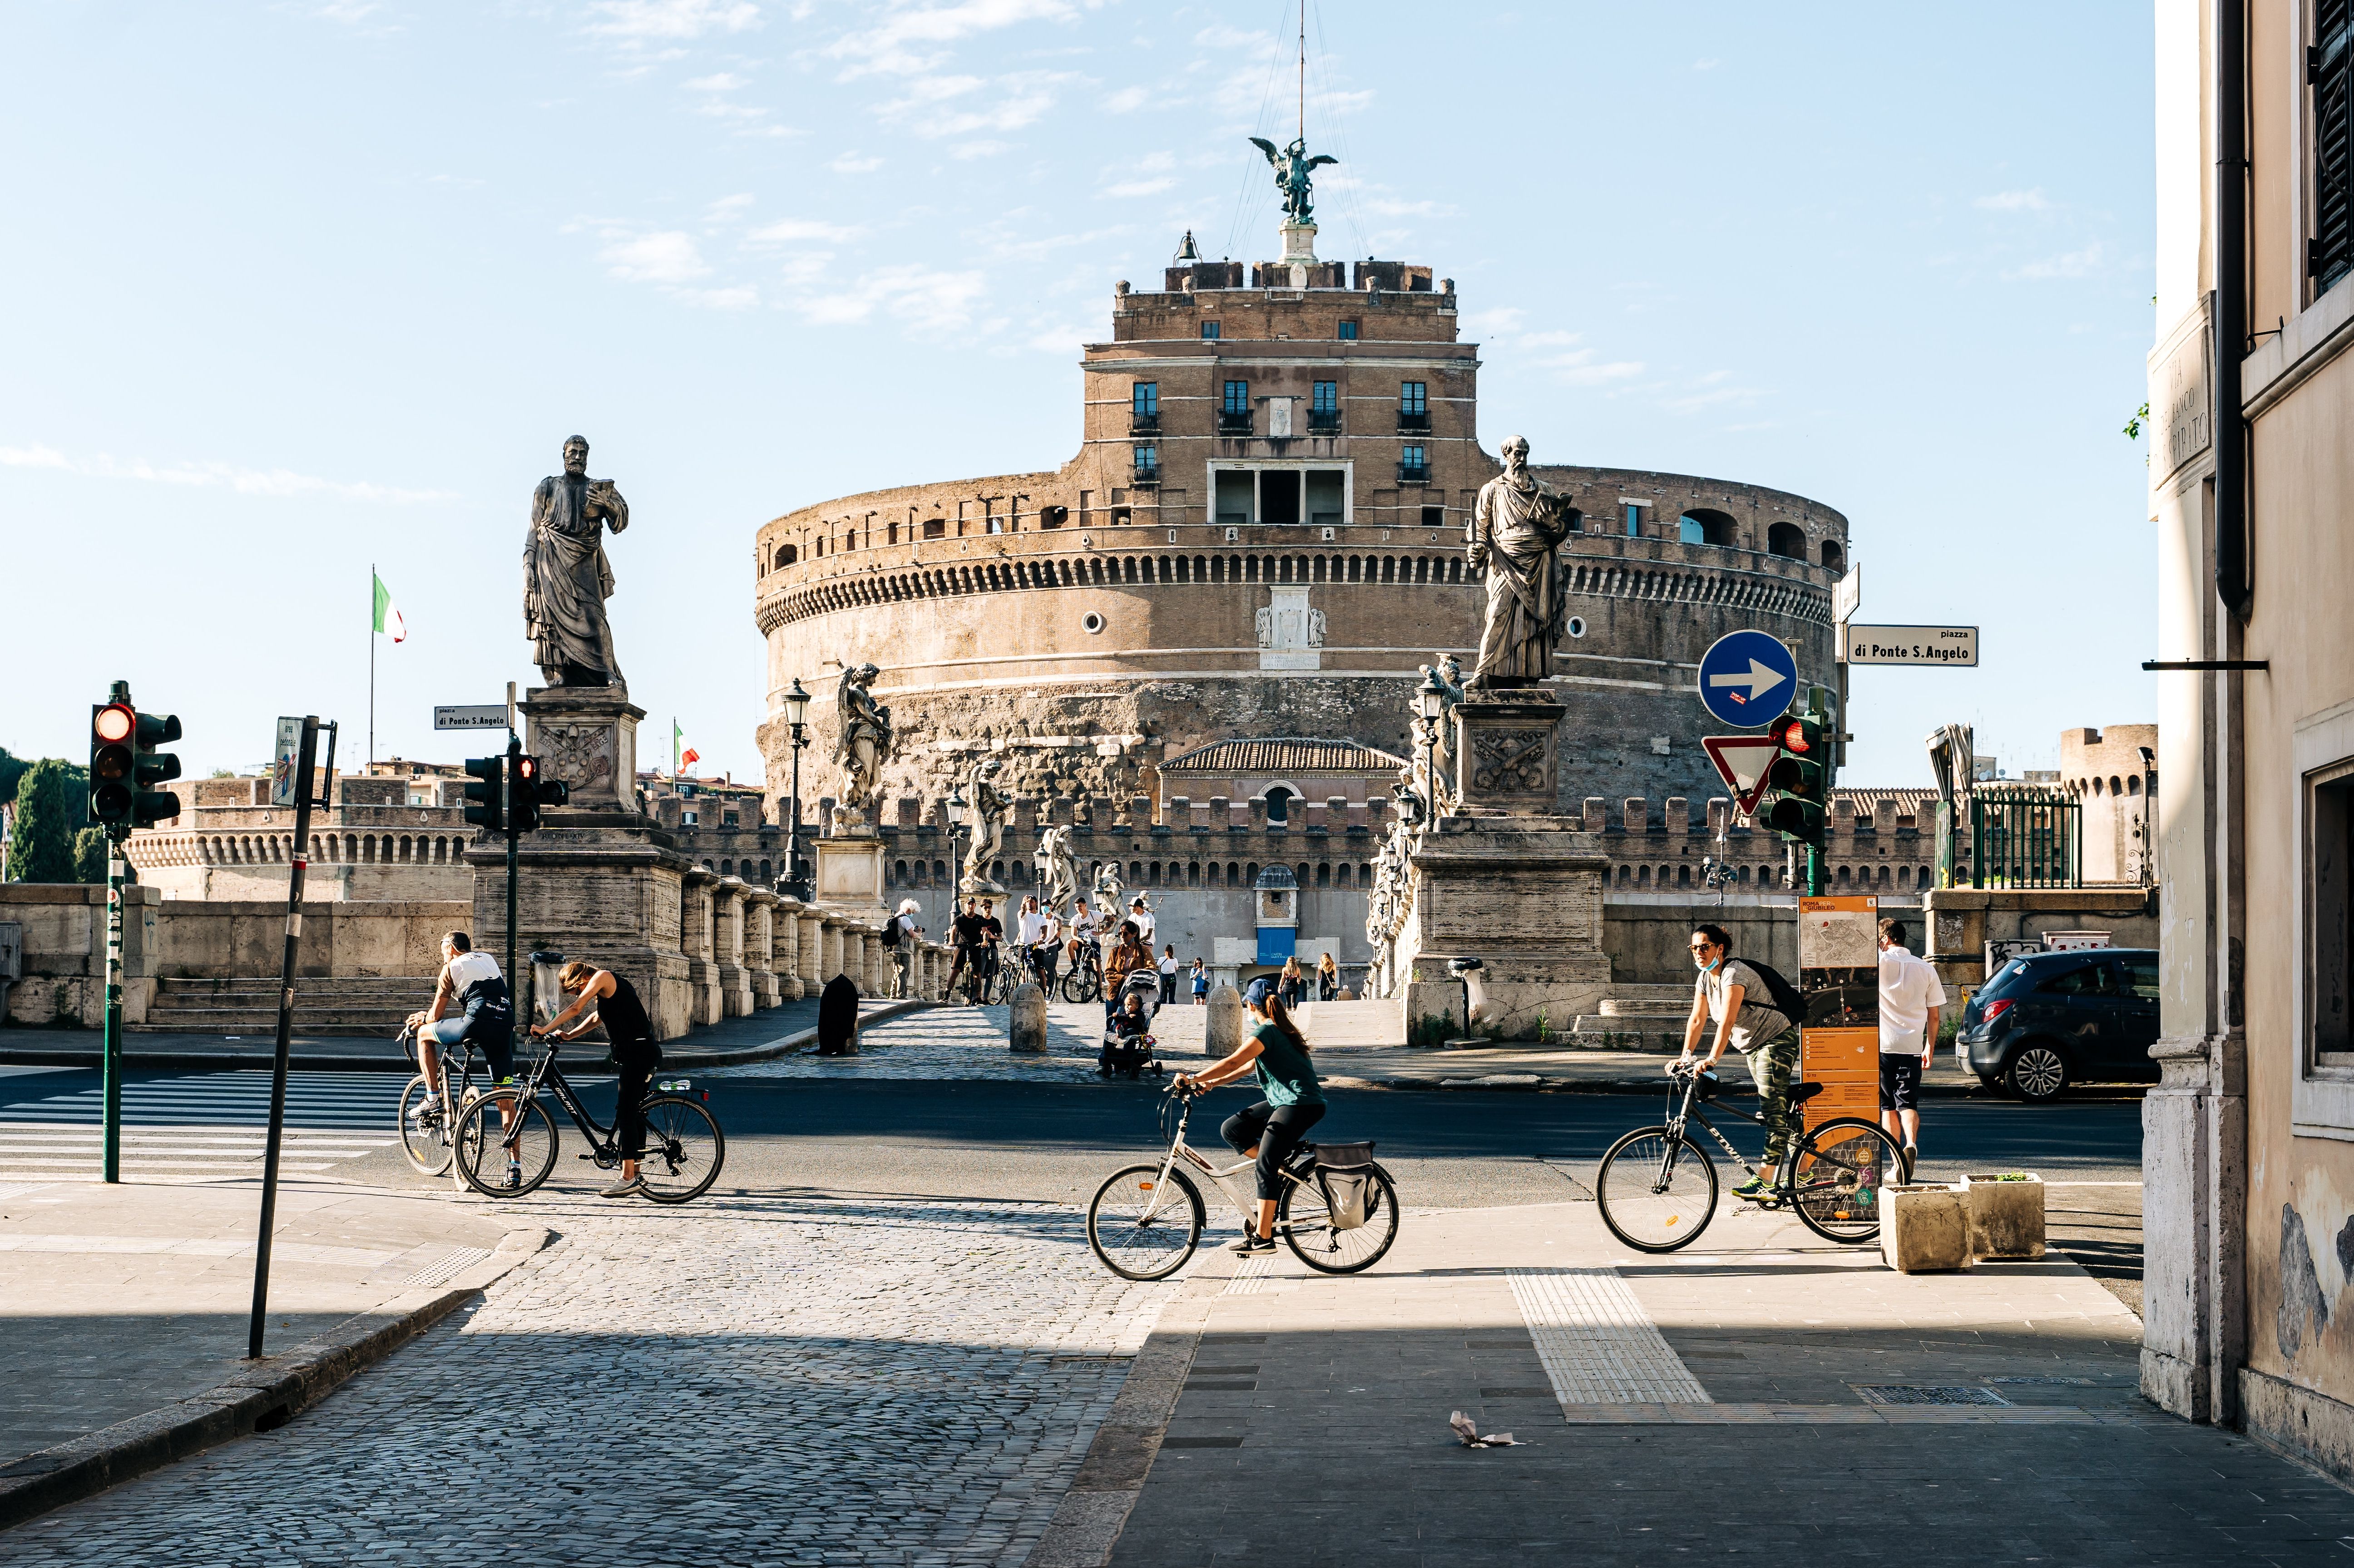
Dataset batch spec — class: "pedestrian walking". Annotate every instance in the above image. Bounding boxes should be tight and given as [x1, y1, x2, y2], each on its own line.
[1158, 943, 1179, 1007]
[1876, 917, 1946, 1174]
[1316, 950, 1341, 1001]
[1672, 923, 1797, 1201]
[1191, 957, 1209, 1004]
[1279, 955, 1306, 1008]
[884, 899, 921, 998]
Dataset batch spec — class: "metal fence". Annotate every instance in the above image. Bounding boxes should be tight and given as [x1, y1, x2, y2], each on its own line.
[1969, 789, 2082, 889]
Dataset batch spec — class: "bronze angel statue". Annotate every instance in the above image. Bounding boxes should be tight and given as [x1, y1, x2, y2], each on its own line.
[1249, 136, 1338, 225]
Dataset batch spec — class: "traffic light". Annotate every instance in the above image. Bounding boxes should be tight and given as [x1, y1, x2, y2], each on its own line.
[461, 754, 506, 834]
[89, 697, 183, 831]
[509, 754, 569, 835]
[1761, 708, 1829, 848]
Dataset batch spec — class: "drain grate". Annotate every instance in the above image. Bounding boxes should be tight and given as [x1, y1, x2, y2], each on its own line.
[1984, 1376, 2094, 1386]
[1853, 1385, 2012, 1407]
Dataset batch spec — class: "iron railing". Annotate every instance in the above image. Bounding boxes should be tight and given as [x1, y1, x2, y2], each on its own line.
[1395, 409, 1432, 434]
[1397, 461, 1433, 484]
[1129, 412, 1160, 435]
[1217, 410, 1253, 436]
[1969, 789, 2082, 888]
[1308, 409, 1344, 434]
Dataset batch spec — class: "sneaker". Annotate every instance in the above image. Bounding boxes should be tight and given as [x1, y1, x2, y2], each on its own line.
[598, 1177, 645, 1199]
[1903, 1146, 1919, 1180]
[502, 1163, 522, 1191]
[1225, 1233, 1275, 1254]
[1731, 1177, 1772, 1201]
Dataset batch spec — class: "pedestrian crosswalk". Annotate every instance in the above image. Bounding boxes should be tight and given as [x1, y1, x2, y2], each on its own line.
[0, 1071, 407, 1184]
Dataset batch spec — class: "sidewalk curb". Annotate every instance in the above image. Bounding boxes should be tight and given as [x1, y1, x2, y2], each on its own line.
[1027, 1258, 1233, 1568]
[0, 1000, 934, 1075]
[0, 1223, 554, 1533]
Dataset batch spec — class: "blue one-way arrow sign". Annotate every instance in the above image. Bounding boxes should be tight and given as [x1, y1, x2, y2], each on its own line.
[1697, 630, 1799, 728]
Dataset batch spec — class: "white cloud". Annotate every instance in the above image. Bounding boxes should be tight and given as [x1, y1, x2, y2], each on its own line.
[1977, 188, 2052, 212]
[0, 444, 457, 503]
[1459, 307, 1525, 335]
[1367, 198, 1450, 218]
[707, 192, 757, 219]
[312, 1, 387, 23]
[826, 0, 1080, 78]
[747, 217, 865, 243]
[680, 69, 791, 128]
[2008, 242, 2103, 280]
[830, 151, 885, 173]
[684, 70, 749, 92]
[1106, 177, 1173, 197]
[584, 0, 761, 40]
[1102, 84, 1150, 113]
[880, 69, 1071, 137]
[1693, 57, 1719, 70]
[600, 230, 711, 284]
[793, 264, 987, 335]
[950, 139, 1012, 159]
[1553, 357, 1646, 386]
[674, 284, 762, 310]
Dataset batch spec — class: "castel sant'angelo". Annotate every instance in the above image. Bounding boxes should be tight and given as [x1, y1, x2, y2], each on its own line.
[752, 176, 1848, 824]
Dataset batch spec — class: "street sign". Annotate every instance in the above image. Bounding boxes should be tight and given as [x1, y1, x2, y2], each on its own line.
[1701, 735, 1787, 816]
[270, 717, 302, 807]
[1832, 563, 1861, 624]
[1696, 629, 1800, 728]
[435, 704, 511, 731]
[1844, 625, 1978, 667]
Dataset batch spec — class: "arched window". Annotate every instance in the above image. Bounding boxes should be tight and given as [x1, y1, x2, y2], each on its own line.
[760, 859, 772, 882]
[1820, 539, 1845, 573]
[775, 543, 798, 569]
[893, 860, 908, 885]
[2127, 775, 2141, 795]
[1678, 865, 1692, 887]
[1616, 865, 1631, 886]
[1637, 865, 1652, 886]
[1679, 508, 1735, 547]
[1264, 786, 1293, 824]
[1246, 863, 1259, 884]
[1188, 861, 1200, 886]
[1316, 863, 1331, 886]
[1767, 522, 1806, 559]
[721, 858, 734, 875]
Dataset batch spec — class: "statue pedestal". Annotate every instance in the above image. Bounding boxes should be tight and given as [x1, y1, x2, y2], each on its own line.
[1453, 690, 1565, 815]
[1280, 220, 1317, 265]
[814, 831, 889, 919]
[1394, 814, 1611, 1043]
[521, 685, 642, 816]
[468, 823, 695, 1042]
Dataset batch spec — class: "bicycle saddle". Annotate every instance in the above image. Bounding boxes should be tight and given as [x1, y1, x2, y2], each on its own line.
[1789, 1080, 1825, 1105]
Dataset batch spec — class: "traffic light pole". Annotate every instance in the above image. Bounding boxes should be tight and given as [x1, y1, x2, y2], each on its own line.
[504, 735, 521, 1050]
[248, 716, 331, 1361]
[102, 832, 124, 1183]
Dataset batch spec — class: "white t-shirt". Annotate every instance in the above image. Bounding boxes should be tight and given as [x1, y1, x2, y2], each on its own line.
[1129, 908, 1155, 943]
[1073, 912, 1098, 943]
[1018, 910, 1047, 945]
[1158, 953, 1178, 976]
[1878, 945, 1948, 1053]
[442, 950, 501, 1006]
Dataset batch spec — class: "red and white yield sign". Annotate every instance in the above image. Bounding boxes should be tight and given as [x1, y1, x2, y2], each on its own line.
[1702, 735, 1786, 817]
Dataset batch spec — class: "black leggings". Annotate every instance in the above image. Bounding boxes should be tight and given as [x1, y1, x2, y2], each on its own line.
[1222, 1100, 1326, 1199]
[613, 1039, 662, 1160]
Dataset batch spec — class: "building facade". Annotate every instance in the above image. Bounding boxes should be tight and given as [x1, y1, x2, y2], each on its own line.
[752, 242, 1850, 821]
[2144, 0, 2354, 1479]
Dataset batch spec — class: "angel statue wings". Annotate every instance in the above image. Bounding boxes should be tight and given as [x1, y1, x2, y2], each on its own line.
[1249, 136, 1338, 225]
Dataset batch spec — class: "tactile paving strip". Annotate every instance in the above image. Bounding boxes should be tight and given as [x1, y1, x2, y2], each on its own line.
[1507, 1267, 1711, 1405]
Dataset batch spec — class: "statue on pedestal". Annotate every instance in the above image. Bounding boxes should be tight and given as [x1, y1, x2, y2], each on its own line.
[959, 758, 1009, 894]
[1093, 858, 1126, 911]
[526, 435, 630, 688]
[1034, 825, 1078, 916]
[1465, 435, 1578, 689]
[1249, 135, 1338, 225]
[833, 663, 893, 824]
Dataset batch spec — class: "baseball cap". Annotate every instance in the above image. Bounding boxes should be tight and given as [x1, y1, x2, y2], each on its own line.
[1243, 976, 1275, 1008]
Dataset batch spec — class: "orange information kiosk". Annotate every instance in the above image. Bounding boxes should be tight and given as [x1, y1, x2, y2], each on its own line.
[1797, 895, 1879, 1128]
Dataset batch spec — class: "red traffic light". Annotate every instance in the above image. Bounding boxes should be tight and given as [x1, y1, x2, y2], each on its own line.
[1781, 720, 1811, 752]
[516, 756, 538, 782]
[94, 704, 134, 744]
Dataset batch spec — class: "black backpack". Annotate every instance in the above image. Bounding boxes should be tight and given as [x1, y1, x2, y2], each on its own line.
[1738, 958, 1807, 1026]
[880, 916, 902, 948]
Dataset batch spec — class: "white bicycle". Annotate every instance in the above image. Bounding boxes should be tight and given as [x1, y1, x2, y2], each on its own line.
[1085, 1086, 1400, 1280]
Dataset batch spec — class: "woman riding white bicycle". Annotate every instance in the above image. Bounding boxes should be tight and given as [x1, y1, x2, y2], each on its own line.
[1174, 976, 1324, 1255]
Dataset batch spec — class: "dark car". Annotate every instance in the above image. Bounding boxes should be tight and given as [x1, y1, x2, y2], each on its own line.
[1955, 947, 2160, 1103]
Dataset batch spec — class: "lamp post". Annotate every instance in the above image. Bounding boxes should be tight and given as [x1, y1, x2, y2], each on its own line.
[782, 678, 811, 900]
[946, 791, 969, 895]
[1413, 668, 1447, 810]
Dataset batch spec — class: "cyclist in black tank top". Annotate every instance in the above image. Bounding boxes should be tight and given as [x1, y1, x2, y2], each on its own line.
[538, 961, 665, 1199]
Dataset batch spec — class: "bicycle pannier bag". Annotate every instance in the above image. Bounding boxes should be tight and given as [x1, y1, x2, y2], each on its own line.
[1312, 1142, 1378, 1231]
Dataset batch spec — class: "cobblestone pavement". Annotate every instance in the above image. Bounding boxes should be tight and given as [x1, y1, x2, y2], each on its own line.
[706, 1004, 1130, 1084]
[0, 1193, 1187, 1567]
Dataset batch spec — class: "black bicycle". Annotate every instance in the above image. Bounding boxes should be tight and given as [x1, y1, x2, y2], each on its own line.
[1594, 1060, 1906, 1252]
[1061, 942, 1103, 1004]
[452, 1036, 725, 1203]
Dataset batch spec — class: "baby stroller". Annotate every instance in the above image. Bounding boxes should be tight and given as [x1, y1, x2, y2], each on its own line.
[1098, 970, 1167, 1080]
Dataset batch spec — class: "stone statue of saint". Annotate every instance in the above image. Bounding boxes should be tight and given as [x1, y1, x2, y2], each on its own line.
[1093, 857, 1125, 911]
[1464, 435, 1578, 688]
[1034, 825, 1077, 916]
[1249, 136, 1338, 225]
[959, 759, 1009, 894]
[527, 435, 630, 688]
[1418, 652, 1466, 801]
[833, 662, 893, 816]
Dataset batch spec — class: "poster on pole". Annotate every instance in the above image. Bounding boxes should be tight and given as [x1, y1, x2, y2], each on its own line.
[270, 717, 304, 807]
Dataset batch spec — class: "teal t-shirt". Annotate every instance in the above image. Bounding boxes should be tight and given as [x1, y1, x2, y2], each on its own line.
[1250, 1021, 1324, 1108]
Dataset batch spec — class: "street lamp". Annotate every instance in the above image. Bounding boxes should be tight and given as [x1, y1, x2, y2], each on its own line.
[782, 677, 812, 900]
[946, 790, 969, 895]
[1413, 668, 1447, 808]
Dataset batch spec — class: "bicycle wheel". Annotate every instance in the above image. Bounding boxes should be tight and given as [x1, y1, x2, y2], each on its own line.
[1595, 1126, 1719, 1252]
[397, 1075, 454, 1177]
[636, 1095, 726, 1204]
[1279, 1160, 1401, 1275]
[1789, 1118, 1906, 1244]
[1087, 1163, 1203, 1280]
[454, 1091, 559, 1197]
[1063, 966, 1101, 1005]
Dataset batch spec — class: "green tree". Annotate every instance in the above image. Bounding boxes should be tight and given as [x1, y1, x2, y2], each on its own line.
[0, 745, 32, 809]
[6, 759, 89, 883]
[71, 826, 109, 884]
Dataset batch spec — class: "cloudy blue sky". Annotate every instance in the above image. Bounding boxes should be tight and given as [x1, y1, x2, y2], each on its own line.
[0, 1, 2155, 789]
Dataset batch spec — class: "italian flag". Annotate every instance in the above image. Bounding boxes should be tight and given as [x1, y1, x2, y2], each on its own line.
[371, 571, 406, 642]
[674, 718, 699, 773]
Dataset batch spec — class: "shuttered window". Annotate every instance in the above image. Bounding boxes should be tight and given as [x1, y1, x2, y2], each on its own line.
[2317, 0, 2354, 293]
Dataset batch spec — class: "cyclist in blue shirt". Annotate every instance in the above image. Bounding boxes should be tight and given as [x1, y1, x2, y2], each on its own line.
[1174, 977, 1324, 1254]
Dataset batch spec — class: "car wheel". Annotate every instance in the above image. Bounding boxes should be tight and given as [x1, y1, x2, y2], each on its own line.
[2006, 1043, 2069, 1104]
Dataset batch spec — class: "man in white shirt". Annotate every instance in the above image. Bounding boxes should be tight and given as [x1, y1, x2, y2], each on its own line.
[1128, 895, 1155, 947]
[1876, 917, 1946, 1169]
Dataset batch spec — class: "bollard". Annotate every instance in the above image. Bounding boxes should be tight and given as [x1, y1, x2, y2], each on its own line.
[1205, 983, 1243, 1059]
[1009, 981, 1048, 1053]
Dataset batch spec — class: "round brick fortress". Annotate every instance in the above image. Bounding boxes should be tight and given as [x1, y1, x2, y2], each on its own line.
[753, 248, 1846, 816]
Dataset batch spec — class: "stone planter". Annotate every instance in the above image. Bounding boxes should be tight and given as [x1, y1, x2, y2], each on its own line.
[1878, 1183, 1973, 1273]
[1960, 1173, 2047, 1260]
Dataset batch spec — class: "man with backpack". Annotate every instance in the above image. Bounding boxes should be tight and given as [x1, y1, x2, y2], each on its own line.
[1672, 923, 1799, 1201]
[881, 899, 919, 999]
